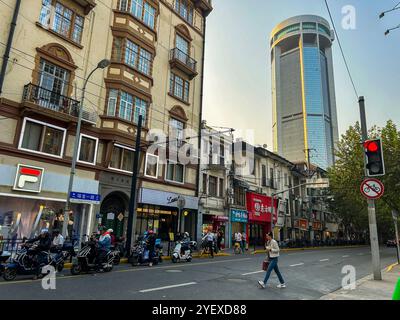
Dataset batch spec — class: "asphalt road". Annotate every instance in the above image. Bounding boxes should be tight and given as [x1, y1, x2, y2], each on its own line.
[0, 246, 397, 300]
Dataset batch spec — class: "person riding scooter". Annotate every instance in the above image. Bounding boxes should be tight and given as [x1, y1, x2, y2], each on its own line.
[25, 228, 52, 279]
[50, 229, 64, 253]
[96, 229, 112, 271]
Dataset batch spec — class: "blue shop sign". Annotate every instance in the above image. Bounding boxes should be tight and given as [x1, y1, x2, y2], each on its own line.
[231, 209, 248, 223]
[70, 192, 101, 204]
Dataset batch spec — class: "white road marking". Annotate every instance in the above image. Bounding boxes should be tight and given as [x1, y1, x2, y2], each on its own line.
[357, 253, 364, 256]
[290, 263, 304, 267]
[320, 259, 329, 262]
[139, 282, 197, 293]
[241, 270, 264, 276]
[342, 255, 350, 258]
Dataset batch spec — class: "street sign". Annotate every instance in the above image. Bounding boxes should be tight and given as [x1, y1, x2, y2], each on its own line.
[70, 192, 101, 204]
[360, 178, 384, 200]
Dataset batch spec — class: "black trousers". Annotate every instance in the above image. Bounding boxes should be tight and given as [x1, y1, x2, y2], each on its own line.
[207, 241, 214, 257]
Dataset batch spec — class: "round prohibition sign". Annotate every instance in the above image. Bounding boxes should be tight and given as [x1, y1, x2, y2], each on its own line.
[360, 178, 384, 200]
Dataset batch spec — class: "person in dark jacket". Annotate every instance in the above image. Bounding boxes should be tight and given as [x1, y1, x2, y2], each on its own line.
[26, 228, 51, 279]
[146, 230, 156, 267]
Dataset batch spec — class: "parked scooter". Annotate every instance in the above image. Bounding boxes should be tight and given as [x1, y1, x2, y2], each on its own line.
[129, 238, 158, 266]
[70, 239, 116, 275]
[171, 240, 197, 263]
[2, 242, 52, 281]
[155, 238, 163, 263]
[0, 250, 12, 276]
[50, 242, 76, 272]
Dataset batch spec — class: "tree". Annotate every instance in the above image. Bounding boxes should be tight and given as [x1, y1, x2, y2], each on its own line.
[328, 121, 400, 242]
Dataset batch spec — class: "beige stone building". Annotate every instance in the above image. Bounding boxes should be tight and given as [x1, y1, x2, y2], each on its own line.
[0, 0, 212, 242]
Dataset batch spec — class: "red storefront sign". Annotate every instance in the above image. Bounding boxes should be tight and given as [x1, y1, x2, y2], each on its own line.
[313, 221, 322, 230]
[246, 192, 278, 223]
[298, 219, 308, 230]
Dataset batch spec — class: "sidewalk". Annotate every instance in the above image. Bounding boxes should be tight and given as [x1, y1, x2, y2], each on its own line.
[320, 263, 400, 300]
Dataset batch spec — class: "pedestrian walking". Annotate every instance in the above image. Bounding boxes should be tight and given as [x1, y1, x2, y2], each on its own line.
[217, 230, 223, 251]
[258, 232, 286, 289]
[235, 232, 242, 254]
[241, 231, 247, 253]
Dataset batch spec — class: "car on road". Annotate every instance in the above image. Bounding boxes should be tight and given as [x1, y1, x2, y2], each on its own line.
[386, 239, 400, 247]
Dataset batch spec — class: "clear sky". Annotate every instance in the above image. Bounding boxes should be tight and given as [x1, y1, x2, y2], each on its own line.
[203, 0, 400, 148]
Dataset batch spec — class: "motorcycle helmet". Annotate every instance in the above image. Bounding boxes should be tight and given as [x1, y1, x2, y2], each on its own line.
[107, 229, 113, 233]
[40, 228, 49, 234]
[184, 232, 189, 238]
[148, 230, 154, 235]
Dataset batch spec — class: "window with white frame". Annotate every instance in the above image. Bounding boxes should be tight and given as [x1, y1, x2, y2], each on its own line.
[118, 0, 156, 29]
[145, 153, 159, 178]
[166, 162, 184, 183]
[78, 134, 98, 165]
[19, 118, 66, 157]
[39, 1, 85, 44]
[109, 144, 135, 172]
[107, 89, 147, 124]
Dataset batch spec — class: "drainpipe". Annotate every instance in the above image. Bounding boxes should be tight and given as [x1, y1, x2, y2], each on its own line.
[0, 0, 21, 95]
[196, 16, 207, 243]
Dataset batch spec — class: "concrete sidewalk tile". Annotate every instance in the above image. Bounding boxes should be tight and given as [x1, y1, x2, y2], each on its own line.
[320, 264, 400, 300]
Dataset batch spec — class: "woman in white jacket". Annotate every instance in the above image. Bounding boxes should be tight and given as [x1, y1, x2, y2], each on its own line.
[258, 232, 286, 289]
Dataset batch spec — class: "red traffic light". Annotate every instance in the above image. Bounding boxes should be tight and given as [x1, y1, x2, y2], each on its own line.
[364, 140, 379, 152]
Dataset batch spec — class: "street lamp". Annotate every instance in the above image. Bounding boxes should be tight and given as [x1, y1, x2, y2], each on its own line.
[385, 25, 400, 36]
[62, 59, 111, 238]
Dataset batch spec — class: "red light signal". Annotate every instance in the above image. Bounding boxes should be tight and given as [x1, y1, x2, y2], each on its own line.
[364, 138, 385, 177]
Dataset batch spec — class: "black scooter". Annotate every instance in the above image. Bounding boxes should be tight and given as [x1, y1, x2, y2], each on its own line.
[70, 240, 116, 275]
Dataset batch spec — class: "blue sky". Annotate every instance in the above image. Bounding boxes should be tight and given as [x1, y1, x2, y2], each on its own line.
[203, 0, 400, 148]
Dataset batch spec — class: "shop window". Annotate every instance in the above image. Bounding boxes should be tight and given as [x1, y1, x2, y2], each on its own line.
[38, 0, 85, 45]
[109, 144, 135, 173]
[166, 162, 185, 183]
[78, 134, 98, 165]
[19, 118, 66, 158]
[209, 176, 217, 197]
[145, 153, 159, 178]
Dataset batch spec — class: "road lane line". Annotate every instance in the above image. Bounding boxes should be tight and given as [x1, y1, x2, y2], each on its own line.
[320, 259, 329, 262]
[116, 257, 252, 273]
[289, 263, 304, 267]
[342, 255, 349, 258]
[242, 270, 264, 276]
[139, 282, 197, 293]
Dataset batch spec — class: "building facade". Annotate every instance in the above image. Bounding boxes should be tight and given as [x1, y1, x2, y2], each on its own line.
[0, 0, 212, 243]
[270, 15, 339, 170]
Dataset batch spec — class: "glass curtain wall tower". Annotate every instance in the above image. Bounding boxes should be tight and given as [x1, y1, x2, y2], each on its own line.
[270, 15, 339, 170]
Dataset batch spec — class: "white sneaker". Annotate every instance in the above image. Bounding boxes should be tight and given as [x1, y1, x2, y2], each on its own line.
[258, 280, 266, 289]
[277, 283, 286, 288]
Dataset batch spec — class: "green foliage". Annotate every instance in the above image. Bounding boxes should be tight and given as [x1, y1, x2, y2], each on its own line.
[328, 121, 400, 240]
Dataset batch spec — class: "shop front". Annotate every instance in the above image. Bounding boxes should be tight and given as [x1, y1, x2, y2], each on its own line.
[212, 215, 229, 249]
[136, 188, 198, 241]
[312, 221, 323, 242]
[0, 163, 99, 241]
[230, 208, 248, 238]
[294, 218, 309, 241]
[246, 192, 277, 246]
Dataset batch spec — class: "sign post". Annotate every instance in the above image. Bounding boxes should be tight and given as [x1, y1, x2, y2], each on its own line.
[359, 96, 382, 281]
[392, 210, 400, 264]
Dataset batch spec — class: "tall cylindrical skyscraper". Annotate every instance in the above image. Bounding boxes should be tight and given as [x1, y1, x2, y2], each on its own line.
[270, 15, 339, 170]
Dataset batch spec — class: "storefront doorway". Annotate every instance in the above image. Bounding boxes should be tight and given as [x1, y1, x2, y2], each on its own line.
[100, 192, 128, 239]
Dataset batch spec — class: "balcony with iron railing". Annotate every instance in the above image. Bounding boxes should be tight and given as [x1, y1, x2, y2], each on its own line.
[194, 0, 213, 16]
[169, 48, 198, 79]
[22, 83, 97, 124]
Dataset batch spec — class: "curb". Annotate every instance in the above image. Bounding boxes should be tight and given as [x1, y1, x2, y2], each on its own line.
[62, 253, 232, 270]
[251, 245, 369, 255]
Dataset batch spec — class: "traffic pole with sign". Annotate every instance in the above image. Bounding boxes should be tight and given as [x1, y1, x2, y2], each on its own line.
[359, 96, 382, 281]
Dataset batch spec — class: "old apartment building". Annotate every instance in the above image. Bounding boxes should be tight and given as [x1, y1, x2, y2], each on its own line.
[0, 0, 212, 242]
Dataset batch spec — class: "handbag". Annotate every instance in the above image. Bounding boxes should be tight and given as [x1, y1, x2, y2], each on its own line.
[262, 259, 270, 271]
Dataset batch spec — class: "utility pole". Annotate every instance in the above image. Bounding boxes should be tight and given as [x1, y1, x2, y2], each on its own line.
[62, 59, 110, 238]
[392, 210, 400, 264]
[359, 96, 382, 281]
[126, 115, 143, 255]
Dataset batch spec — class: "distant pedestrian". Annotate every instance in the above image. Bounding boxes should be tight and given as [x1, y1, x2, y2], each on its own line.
[241, 231, 247, 253]
[258, 232, 286, 289]
[235, 232, 242, 254]
[217, 230, 223, 251]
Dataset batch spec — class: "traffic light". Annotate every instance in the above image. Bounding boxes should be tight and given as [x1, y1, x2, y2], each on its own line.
[364, 138, 385, 177]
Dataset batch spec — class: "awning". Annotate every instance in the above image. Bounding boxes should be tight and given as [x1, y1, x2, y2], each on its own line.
[233, 178, 250, 189]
